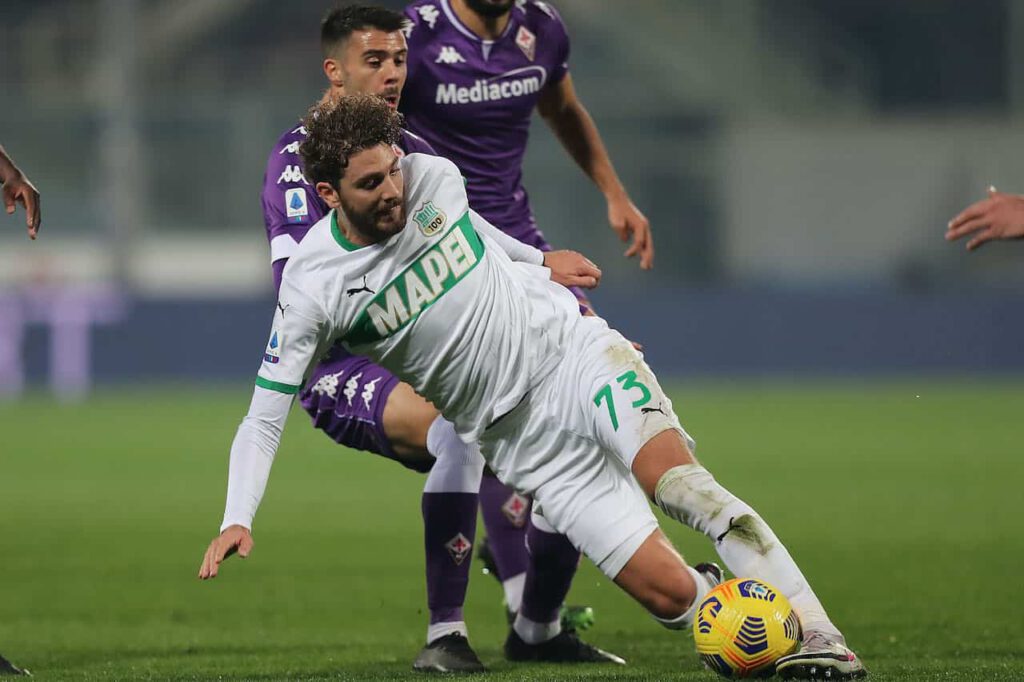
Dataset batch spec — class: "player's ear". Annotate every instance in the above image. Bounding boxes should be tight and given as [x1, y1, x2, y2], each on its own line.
[323, 58, 344, 88]
[316, 181, 342, 209]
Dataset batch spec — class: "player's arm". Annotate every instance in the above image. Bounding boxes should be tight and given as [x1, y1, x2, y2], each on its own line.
[0, 145, 40, 239]
[469, 208, 601, 289]
[198, 294, 325, 580]
[536, 74, 653, 270]
[946, 186, 1024, 250]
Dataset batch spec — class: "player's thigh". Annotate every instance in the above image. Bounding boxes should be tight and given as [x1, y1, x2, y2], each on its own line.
[381, 380, 439, 460]
[301, 351, 433, 471]
[573, 318, 696, 487]
[479, 389, 656, 576]
[521, 425, 660, 581]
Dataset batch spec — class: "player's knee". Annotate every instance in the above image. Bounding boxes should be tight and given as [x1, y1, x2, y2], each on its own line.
[382, 382, 438, 457]
[643, 569, 698, 620]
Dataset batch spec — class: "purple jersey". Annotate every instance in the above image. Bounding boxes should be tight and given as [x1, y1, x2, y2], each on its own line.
[400, 0, 570, 243]
[261, 121, 436, 284]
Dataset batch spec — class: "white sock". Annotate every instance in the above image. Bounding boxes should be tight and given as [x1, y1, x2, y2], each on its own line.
[424, 417, 485, 493]
[655, 464, 841, 639]
[513, 612, 561, 644]
[427, 620, 468, 645]
[503, 572, 526, 614]
[652, 565, 712, 630]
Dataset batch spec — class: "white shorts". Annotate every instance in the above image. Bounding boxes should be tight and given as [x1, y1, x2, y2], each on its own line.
[478, 316, 695, 579]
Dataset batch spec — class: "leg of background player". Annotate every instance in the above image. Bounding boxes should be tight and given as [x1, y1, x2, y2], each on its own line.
[420, 416, 483, 643]
[0, 653, 28, 676]
[477, 475, 530, 613]
[512, 509, 580, 644]
[301, 362, 485, 672]
[633, 430, 865, 679]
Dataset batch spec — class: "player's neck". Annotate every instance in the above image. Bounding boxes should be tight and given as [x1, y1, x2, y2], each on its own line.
[336, 209, 380, 248]
[450, 0, 510, 41]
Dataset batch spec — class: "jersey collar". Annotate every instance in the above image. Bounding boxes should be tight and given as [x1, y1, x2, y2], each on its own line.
[331, 210, 367, 252]
[440, 0, 519, 45]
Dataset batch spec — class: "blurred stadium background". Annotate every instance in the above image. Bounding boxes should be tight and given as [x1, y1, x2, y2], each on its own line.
[1, 0, 1023, 393]
[1, 1, 1023, 680]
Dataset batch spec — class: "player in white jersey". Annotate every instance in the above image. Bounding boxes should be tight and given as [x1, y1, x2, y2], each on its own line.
[199, 96, 866, 680]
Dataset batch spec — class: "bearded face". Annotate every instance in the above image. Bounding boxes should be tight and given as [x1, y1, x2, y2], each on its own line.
[463, 0, 515, 19]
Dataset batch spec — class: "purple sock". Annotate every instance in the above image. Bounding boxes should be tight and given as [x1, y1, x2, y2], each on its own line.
[422, 492, 478, 625]
[520, 523, 581, 624]
[478, 475, 530, 580]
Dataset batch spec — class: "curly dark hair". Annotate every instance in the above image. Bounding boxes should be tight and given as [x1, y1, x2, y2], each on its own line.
[300, 95, 403, 189]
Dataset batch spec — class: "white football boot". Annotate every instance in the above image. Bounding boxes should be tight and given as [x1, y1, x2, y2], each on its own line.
[775, 630, 867, 680]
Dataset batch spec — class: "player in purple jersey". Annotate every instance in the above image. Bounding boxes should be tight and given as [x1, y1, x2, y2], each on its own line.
[255, 5, 615, 673]
[400, 0, 653, 270]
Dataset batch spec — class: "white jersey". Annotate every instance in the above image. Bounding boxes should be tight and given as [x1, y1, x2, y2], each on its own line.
[258, 152, 581, 440]
[221, 152, 579, 531]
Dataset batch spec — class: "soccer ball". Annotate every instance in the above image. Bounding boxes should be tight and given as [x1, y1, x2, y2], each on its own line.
[693, 577, 801, 678]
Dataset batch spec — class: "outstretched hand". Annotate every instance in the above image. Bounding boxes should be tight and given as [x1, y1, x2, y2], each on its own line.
[609, 197, 653, 270]
[198, 524, 253, 579]
[947, 186, 1024, 250]
[2, 172, 40, 240]
[544, 250, 602, 289]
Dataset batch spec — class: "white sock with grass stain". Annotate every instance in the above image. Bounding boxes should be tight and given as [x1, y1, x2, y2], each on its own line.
[654, 464, 840, 639]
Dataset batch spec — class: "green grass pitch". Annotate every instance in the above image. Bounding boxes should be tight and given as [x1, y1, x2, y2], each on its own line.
[1, 379, 1022, 680]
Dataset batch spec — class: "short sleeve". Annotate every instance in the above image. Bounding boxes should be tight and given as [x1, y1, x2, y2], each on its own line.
[260, 127, 326, 264]
[535, 2, 570, 85]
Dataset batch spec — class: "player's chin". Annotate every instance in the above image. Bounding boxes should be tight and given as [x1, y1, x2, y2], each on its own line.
[376, 207, 405, 234]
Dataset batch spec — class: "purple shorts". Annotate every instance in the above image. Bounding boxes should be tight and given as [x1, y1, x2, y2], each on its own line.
[300, 345, 427, 471]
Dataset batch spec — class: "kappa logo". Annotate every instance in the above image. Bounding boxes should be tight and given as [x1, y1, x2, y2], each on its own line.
[310, 370, 345, 399]
[279, 141, 301, 155]
[285, 188, 308, 222]
[501, 492, 530, 528]
[343, 371, 363, 407]
[277, 165, 309, 185]
[515, 26, 536, 61]
[445, 532, 472, 565]
[417, 4, 439, 29]
[291, 125, 308, 136]
[436, 45, 466, 65]
[264, 330, 281, 364]
[413, 201, 447, 237]
[361, 376, 382, 410]
[401, 18, 414, 38]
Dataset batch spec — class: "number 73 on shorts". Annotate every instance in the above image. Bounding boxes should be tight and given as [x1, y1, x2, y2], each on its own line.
[593, 370, 652, 432]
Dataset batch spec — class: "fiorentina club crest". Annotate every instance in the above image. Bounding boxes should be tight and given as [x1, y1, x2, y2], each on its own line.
[515, 26, 536, 62]
[445, 533, 472, 565]
[502, 492, 530, 528]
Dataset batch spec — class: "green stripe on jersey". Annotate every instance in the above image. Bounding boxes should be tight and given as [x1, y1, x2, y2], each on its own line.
[345, 212, 484, 346]
[255, 377, 302, 394]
